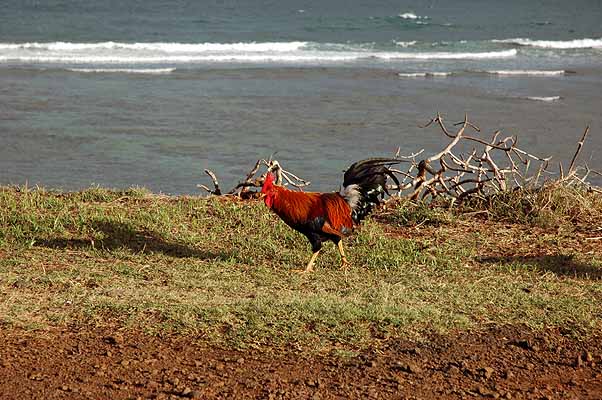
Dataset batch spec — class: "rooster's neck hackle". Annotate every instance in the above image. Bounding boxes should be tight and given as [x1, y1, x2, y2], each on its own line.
[262, 172, 278, 208]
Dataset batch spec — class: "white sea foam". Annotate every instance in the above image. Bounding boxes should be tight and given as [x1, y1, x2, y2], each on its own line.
[398, 72, 452, 78]
[380, 49, 516, 60]
[0, 41, 517, 65]
[0, 41, 309, 52]
[526, 96, 562, 102]
[0, 50, 517, 63]
[493, 38, 602, 49]
[67, 68, 176, 74]
[394, 41, 417, 48]
[486, 70, 567, 76]
[398, 13, 428, 20]
[424, 72, 451, 77]
[398, 72, 425, 77]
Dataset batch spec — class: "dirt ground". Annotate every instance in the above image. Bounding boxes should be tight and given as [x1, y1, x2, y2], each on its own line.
[1, 326, 600, 400]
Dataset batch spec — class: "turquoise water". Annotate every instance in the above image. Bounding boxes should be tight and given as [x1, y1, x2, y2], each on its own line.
[2, 0, 601, 43]
[1, 0, 601, 192]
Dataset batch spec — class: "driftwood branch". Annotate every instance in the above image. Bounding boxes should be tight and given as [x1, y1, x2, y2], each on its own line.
[394, 113, 595, 202]
[567, 125, 590, 177]
[196, 169, 222, 195]
[198, 158, 310, 198]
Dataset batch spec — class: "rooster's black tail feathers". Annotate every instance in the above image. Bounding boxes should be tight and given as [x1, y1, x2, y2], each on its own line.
[341, 157, 401, 223]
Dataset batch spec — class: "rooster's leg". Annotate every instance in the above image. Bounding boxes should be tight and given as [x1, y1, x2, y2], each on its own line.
[298, 250, 320, 274]
[337, 241, 350, 270]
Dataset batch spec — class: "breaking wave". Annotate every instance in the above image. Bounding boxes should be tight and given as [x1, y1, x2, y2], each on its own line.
[485, 70, 568, 76]
[398, 13, 429, 20]
[398, 72, 452, 78]
[0, 41, 309, 52]
[394, 41, 417, 48]
[526, 96, 562, 102]
[67, 68, 176, 74]
[493, 38, 602, 49]
[377, 49, 516, 60]
[397, 69, 574, 79]
[0, 41, 517, 65]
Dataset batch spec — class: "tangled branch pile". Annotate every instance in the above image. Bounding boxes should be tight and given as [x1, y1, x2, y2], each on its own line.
[392, 113, 598, 203]
[198, 157, 310, 198]
[199, 113, 599, 204]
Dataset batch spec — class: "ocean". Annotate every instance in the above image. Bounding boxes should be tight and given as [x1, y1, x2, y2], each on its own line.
[1, 0, 601, 193]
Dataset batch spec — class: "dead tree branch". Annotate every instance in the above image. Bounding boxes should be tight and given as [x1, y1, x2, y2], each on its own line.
[199, 158, 311, 198]
[566, 125, 590, 177]
[196, 169, 222, 195]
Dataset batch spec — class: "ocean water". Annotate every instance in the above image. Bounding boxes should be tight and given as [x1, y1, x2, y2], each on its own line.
[1, 0, 601, 193]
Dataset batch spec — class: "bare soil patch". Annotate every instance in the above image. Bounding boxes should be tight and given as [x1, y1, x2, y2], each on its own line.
[1, 326, 601, 399]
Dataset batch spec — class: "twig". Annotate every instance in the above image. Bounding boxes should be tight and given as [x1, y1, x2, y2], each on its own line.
[567, 125, 590, 175]
[197, 169, 222, 195]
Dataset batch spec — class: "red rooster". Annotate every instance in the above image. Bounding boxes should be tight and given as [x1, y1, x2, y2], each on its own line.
[261, 158, 400, 273]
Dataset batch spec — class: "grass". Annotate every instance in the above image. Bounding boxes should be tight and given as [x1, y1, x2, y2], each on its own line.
[461, 181, 602, 229]
[0, 184, 601, 351]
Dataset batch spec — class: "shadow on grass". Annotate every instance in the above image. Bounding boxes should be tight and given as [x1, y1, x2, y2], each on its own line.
[479, 254, 602, 280]
[36, 220, 235, 260]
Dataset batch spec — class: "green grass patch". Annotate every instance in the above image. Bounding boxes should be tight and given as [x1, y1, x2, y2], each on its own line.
[0, 185, 601, 351]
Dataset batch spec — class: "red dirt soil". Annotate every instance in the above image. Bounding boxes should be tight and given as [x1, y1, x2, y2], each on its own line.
[1, 325, 601, 399]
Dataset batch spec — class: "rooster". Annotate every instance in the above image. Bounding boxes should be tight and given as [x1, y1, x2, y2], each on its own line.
[261, 158, 400, 273]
